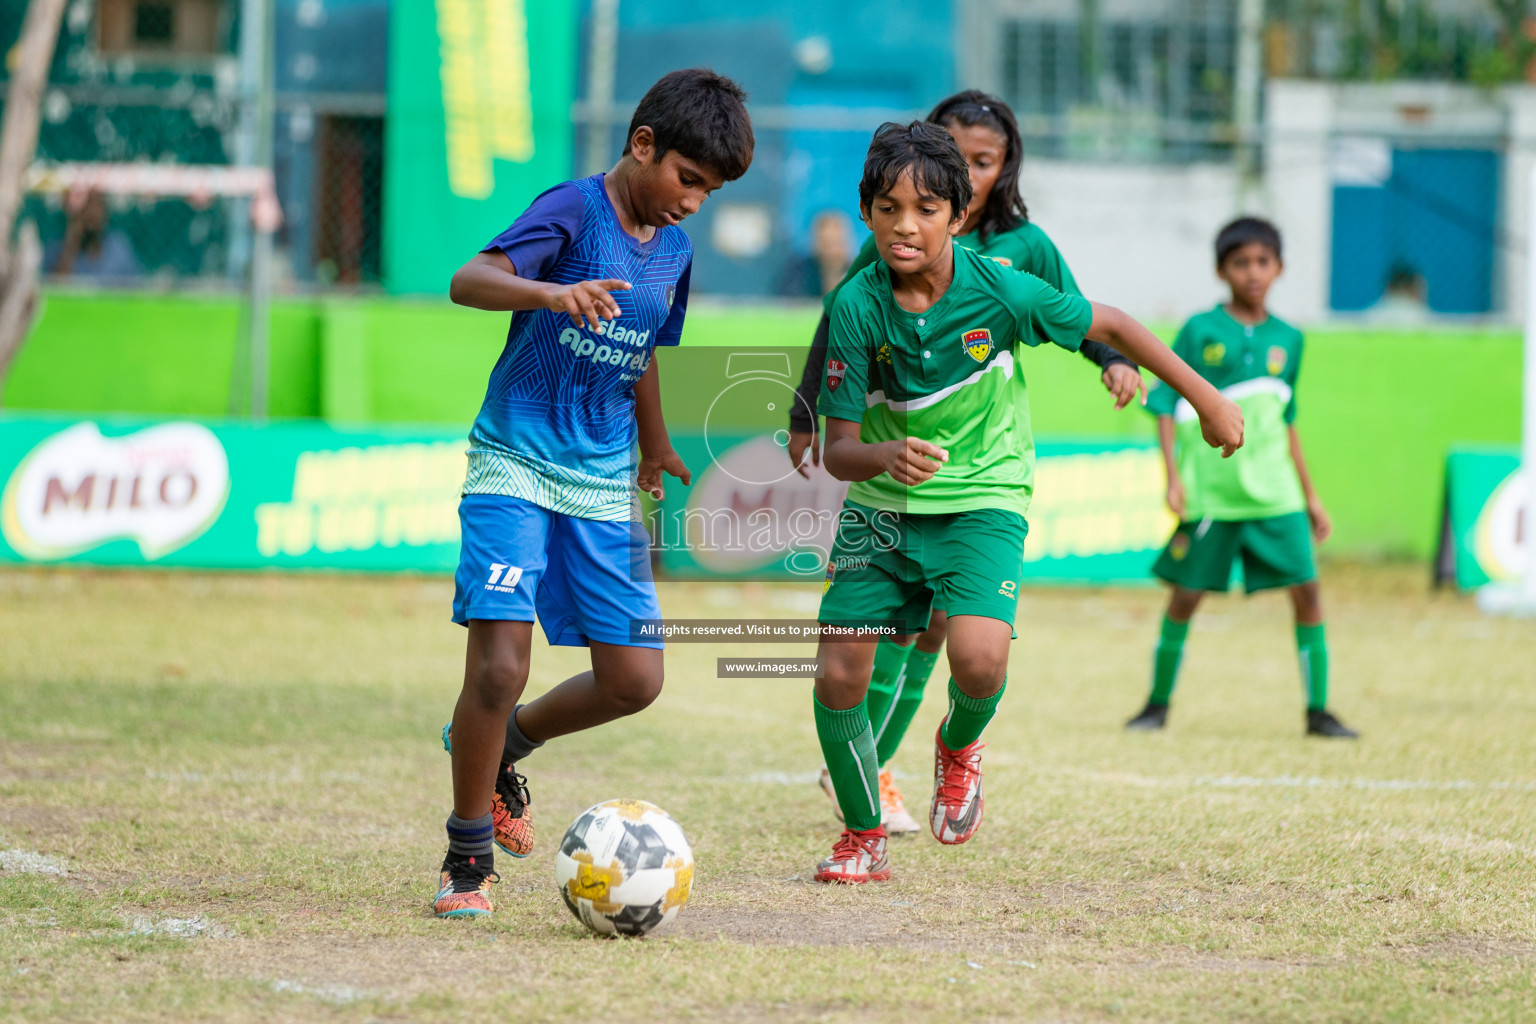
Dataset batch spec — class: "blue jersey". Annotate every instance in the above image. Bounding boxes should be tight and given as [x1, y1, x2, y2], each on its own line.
[462, 174, 691, 521]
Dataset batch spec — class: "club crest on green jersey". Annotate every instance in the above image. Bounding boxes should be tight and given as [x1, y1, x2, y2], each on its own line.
[1203, 342, 1226, 365]
[826, 359, 847, 392]
[962, 328, 993, 363]
[1266, 345, 1287, 375]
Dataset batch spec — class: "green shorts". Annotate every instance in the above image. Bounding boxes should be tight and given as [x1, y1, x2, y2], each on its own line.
[1152, 512, 1316, 594]
[818, 501, 1028, 635]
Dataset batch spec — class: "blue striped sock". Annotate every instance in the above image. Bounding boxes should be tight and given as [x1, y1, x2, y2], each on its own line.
[446, 812, 494, 859]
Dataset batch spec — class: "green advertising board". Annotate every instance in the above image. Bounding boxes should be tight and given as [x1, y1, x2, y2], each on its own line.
[1435, 447, 1527, 590]
[383, 0, 578, 294]
[653, 431, 1176, 584]
[2, 415, 1181, 584]
[0, 415, 467, 572]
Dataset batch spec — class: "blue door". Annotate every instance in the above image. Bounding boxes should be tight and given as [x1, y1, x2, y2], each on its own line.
[1330, 146, 1499, 315]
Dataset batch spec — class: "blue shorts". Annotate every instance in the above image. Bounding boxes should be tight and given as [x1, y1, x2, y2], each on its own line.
[452, 494, 662, 649]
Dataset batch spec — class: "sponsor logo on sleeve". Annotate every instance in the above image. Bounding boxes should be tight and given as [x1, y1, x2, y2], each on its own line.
[826, 359, 847, 392]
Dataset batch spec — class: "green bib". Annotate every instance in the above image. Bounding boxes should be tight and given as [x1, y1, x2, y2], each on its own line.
[1145, 305, 1305, 520]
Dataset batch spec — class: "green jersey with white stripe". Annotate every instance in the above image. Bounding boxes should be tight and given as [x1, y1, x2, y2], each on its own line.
[818, 243, 1093, 517]
[1145, 304, 1305, 520]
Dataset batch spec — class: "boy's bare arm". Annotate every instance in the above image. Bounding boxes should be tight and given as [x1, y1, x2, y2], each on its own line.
[1085, 303, 1244, 456]
[1157, 415, 1186, 519]
[1288, 424, 1332, 542]
[449, 250, 631, 329]
[634, 357, 690, 499]
[822, 417, 948, 485]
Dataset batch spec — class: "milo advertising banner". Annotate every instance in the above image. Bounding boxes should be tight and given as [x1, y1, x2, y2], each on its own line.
[0, 416, 466, 571]
[653, 431, 1177, 584]
[1435, 447, 1529, 590]
[2, 415, 1179, 581]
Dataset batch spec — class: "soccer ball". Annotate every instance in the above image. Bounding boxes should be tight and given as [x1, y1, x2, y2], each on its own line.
[555, 798, 693, 936]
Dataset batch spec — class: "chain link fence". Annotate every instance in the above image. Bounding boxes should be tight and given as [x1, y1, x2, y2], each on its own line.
[2, 0, 385, 292]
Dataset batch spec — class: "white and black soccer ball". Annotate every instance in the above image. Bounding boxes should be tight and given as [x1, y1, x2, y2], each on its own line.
[555, 799, 693, 937]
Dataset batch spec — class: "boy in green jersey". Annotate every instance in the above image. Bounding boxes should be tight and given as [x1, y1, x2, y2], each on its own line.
[810, 122, 1244, 883]
[1125, 218, 1358, 739]
[789, 92, 1143, 836]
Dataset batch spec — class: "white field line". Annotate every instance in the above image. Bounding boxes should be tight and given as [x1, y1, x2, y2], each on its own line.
[740, 769, 919, 786]
[0, 849, 68, 875]
[1373, 827, 1536, 859]
[126, 915, 232, 938]
[143, 768, 369, 785]
[1072, 770, 1536, 794]
[746, 768, 1536, 793]
[270, 979, 374, 1005]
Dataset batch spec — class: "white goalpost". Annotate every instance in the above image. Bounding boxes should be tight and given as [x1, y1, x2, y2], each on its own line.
[25, 161, 281, 420]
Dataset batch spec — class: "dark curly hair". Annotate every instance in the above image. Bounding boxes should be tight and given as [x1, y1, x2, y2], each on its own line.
[624, 68, 754, 182]
[858, 121, 973, 225]
[926, 90, 1026, 241]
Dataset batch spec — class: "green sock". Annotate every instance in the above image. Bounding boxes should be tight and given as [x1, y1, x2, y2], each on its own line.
[813, 693, 881, 831]
[863, 639, 912, 762]
[875, 646, 939, 764]
[939, 676, 1005, 751]
[1148, 615, 1191, 706]
[1295, 622, 1329, 711]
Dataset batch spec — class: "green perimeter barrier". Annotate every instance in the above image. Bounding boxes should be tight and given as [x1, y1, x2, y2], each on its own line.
[0, 413, 1170, 581]
[1, 291, 1520, 559]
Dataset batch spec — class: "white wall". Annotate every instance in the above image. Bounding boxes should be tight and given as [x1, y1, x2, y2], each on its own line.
[1017, 80, 1533, 327]
[1019, 158, 1244, 324]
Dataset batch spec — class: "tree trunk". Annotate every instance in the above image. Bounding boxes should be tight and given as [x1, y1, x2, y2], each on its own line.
[0, 0, 69, 403]
[0, 221, 41, 395]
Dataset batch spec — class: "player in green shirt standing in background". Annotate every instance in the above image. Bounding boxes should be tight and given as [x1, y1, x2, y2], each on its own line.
[788, 91, 1144, 836]
[1124, 217, 1358, 739]
[810, 122, 1244, 883]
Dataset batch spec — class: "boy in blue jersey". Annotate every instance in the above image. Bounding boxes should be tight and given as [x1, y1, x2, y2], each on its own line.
[432, 69, 754, 918]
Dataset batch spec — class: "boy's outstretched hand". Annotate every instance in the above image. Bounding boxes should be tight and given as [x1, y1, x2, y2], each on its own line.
[1101, 364, 1146, 411]
[1198, 396, 1245, 457]
[637, 448, 691, 501]
[548, 278, 632, 330]
[884, 437, 948, 485]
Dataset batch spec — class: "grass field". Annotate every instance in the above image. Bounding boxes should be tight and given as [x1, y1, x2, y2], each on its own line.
[2, 563, 1534, 1022]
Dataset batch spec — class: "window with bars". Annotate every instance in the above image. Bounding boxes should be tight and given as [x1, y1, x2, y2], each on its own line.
[97, 0, 223, 56]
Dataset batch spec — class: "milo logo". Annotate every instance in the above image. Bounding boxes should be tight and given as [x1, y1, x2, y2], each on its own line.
[1, 422, 230, 560]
